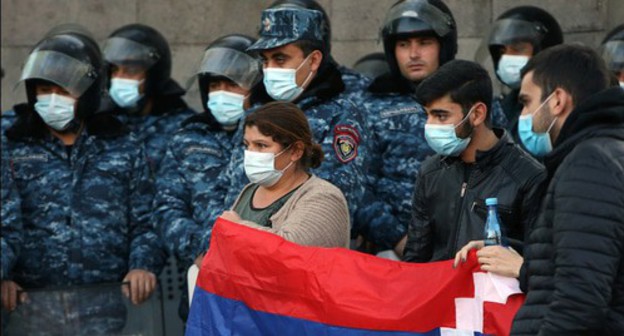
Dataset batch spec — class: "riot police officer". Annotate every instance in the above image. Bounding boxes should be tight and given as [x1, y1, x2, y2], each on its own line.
[102, 24, 195, 174]
[358, 0, 457, 256]
[152, 34, 265, 320]
[3, 30, 163, 334]
[485, 6, 563, 140]
[600, 23, 624, 88]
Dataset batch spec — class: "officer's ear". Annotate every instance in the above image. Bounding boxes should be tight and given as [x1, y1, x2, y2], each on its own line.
[308, 50, 323, 73]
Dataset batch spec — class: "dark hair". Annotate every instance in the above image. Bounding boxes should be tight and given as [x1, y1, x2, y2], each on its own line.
[245, 102, 324, 170]
[520, 44, 611, 105]
[293, 39, 324, 57]
[414, 60, 493, 126]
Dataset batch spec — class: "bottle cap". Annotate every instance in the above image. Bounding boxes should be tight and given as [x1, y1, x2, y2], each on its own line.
[485, 197, 498, 206]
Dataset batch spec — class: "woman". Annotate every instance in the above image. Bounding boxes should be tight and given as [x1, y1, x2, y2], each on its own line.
[220, 102, 350, 248]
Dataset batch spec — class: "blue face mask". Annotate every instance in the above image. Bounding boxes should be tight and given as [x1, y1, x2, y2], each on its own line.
[263, 55, 313, 102]
[424, 107, 474, 157]
[207, 91, 246, 125]
[518, 93, 557, 157]
[34, 94, 76, 131]
[496, 55, 529, 89]
[109, 78, 143, 108]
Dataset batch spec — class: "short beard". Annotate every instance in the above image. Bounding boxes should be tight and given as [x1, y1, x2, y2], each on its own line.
[457, 119, 474, 140]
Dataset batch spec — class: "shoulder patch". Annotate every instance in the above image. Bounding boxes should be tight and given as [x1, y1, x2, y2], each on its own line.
[333, 125, 360, 163]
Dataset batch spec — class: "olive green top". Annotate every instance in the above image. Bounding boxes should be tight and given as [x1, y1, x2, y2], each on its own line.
[233, 184, 300, 227]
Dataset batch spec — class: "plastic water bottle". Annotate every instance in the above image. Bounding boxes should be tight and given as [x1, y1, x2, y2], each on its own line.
[483, 197, 505, 246]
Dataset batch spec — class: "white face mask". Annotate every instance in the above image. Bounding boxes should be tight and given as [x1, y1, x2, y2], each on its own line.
[619, 81, 624, 89]
[207, 91, 246, 125]
[34, 94, 76, 131]
[109, 78, 144, 108]
[496, 55, 530, 89]
[263, 55, 313, 102]
[243, 146, 293, 187]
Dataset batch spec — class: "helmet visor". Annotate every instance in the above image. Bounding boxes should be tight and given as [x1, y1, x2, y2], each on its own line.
[195, 48, 262, 90]
[488, 18, 547, 47]
[102, 37, 160, 69]
[600, 40, 624, 72]
[18, 50, 97, 97]
[383, 0, 453, 37]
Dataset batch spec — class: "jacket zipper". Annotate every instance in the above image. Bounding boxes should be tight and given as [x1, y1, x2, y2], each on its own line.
[449, 166, 471, 259]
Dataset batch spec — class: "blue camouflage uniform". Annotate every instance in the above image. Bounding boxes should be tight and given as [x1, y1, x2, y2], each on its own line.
[104, 92, 195, 175]
[1, 135, 22, 281]
[1, 109, 17, 134]
[153, 114, 237, 267]
[5, 105, 164, 288]
[338, 64, 372, 96]
[357, 74, 433, 250]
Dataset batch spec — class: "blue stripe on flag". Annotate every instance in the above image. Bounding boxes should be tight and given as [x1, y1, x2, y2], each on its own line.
[186, 287, 484, 336]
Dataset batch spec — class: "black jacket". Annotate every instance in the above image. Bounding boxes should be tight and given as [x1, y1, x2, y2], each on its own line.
[403, 129, 546, 262]
[511, 87, 624, 336]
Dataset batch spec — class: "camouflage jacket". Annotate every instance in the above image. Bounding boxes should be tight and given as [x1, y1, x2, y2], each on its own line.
[111, 95, 195, 175]
[357, 73, 434, 250]
[1, 135, 22, 280]
[152, 113, 237, 267]
[4, 104, 164, 288]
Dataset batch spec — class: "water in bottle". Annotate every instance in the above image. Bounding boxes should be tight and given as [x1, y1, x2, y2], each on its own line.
[483, 197, 505, 246]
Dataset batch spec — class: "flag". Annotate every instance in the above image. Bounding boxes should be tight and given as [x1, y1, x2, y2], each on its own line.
[187, 218, 525, 335]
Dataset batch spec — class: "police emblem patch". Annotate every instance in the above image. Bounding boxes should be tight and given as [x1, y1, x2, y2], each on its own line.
[333, 125, 360, 163]
[263, 18, 272, 32]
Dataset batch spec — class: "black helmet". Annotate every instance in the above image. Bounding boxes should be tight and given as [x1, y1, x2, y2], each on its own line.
[103, 24, 173, 96]
[20, 31, 103, 121]
[195, 34, 262, 111]
[381, 0, 457, 78]
[269, 0, 331, 52]
[353, 52, 390, 79]
[488, 6, 563, 69]
[600, 24, 624, 75]
[43, 23, 95, 41]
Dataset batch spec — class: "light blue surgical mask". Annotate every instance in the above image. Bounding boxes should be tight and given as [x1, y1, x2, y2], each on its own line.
[424, 106, 474, 157]
[109, 78, 143, 108]
[263, 55, 313, 102]
[518, 92, 557, 157]
[619, 81, 624, 89]
[207, 91, 246, 125]
[496, 55, 529, 89]
[34, 94, 76, 131]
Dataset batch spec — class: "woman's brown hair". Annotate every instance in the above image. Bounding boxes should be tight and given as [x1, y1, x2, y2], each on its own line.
[245, 101, 323, 170]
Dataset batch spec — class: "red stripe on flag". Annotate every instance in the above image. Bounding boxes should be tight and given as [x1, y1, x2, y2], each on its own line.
[196, 218, 498, 333]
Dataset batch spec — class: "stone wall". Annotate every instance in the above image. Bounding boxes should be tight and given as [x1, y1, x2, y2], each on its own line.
[2, 0, 623, 111]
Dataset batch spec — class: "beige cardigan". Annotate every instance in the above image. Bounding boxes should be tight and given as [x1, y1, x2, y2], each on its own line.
[230, 175, 350, 248]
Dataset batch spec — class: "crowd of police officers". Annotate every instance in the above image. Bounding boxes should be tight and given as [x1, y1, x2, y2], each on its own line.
[1, 0, 624, 335]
